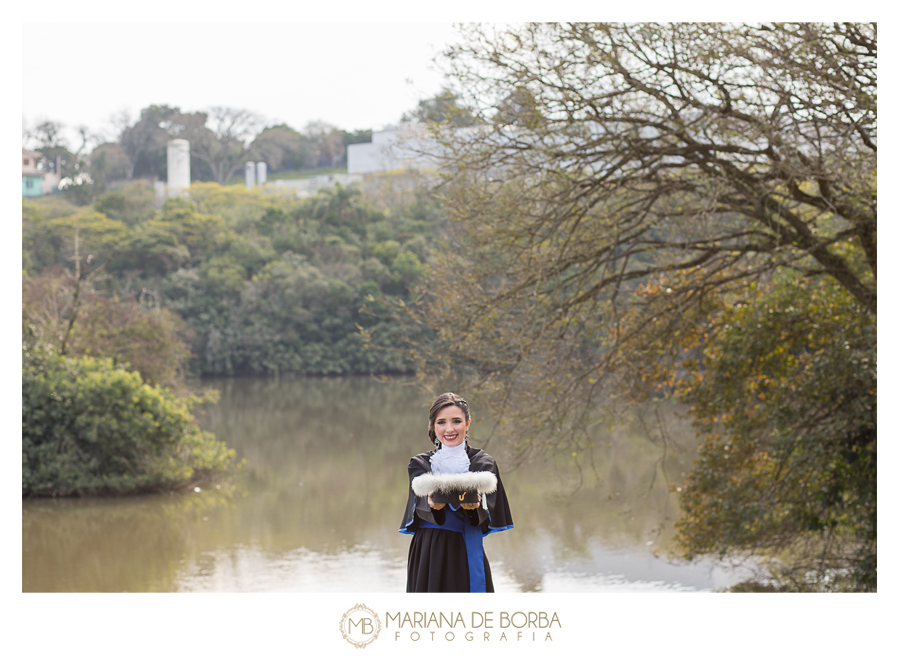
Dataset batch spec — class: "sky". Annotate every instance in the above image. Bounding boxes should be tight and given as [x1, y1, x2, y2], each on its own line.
[22, 22, 462, 146]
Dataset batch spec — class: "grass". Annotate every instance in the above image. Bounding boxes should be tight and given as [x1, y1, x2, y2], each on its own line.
[225, 167, 349, 186]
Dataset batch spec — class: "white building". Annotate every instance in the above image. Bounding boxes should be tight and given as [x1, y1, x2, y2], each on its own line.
[347, 124, 439, 174]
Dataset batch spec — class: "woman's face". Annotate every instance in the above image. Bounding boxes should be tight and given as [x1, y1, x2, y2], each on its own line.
[434, 405, 471, 448]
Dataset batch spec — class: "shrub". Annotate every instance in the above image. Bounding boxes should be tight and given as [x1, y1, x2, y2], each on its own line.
[22, 349, 237, 496]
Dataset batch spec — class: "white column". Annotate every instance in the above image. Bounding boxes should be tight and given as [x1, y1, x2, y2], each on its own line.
[167, 139, 191, 193]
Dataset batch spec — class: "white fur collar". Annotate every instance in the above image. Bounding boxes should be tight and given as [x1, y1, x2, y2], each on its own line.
[411, 471, 498, 497]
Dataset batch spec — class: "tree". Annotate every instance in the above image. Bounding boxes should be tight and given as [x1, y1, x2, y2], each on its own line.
[24, 120, 72, 175]
[24, 120, 101, 198]
[673, 274, 875, 591]
[412, 22, 876, 588]
[23, 179, 436, 380]
[92, 181, 157, 226]
[89, 142, 131, 185]
[251, 124, 309, 171]
[441, 22, 874, 300]
[169, 107, 263, 184]
[402, 87, 480, 127]
[22, 349, 234, 496]
[119, 105, 180, 180]
[23, 267, 193, 389]
[302, 120, 347, 168]
[422, 20, 875, 429]
[340, 128, 373, 149]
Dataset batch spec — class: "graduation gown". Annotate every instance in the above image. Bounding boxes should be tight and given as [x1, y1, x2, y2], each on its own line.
[399, 445, 514, 593]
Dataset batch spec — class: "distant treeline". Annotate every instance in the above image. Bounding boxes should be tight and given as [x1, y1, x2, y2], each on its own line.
[23, 178, 438, 378]
[23, 91, 478, 204]
[23, 106, 370, 205]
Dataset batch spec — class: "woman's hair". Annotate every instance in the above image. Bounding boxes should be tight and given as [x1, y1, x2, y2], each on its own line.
[428, 392, 471, 445]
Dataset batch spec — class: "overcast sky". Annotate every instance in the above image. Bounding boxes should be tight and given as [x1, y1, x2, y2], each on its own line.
[22, 22, 462, 146]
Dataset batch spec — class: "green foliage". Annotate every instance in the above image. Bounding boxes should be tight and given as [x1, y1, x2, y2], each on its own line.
[89, 143, 132, 185]
[22, 349, 237, 496]
[23, 195, 83, 221]
[23, 179, 439, 377]
[118, 104, 180, 180]
[390, 250, 425, 288]
[674, 275, 876, 591]
[249, 121, 363, 173]
[60, 176, 103, 206]
[93, 181, 156, 226]
[23, 208, 128, 275]
[250, 124, 309, 171]
[402, 87, 480, 127]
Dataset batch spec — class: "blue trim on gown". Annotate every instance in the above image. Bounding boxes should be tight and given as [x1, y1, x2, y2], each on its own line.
[418, 504, 488, 592]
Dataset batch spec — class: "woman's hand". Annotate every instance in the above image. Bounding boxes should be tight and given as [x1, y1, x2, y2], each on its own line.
[460, 495, 481, 510]
[428, 493, 445, 510]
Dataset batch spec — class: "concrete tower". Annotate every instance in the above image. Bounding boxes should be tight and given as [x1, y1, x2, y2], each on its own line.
[256, 161, 267, 186]
[167, 139, 190, 193]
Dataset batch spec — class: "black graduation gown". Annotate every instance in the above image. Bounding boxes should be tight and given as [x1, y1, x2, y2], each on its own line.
[399, 446, 514, 593]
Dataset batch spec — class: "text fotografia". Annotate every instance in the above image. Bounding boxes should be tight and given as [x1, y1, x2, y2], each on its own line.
[387, 611, 561, 642]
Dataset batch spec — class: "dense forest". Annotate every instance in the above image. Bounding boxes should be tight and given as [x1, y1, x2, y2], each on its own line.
[23, 177, 437, 378]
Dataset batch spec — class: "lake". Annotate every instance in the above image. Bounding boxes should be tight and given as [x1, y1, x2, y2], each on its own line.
[22, 376, 749, 592]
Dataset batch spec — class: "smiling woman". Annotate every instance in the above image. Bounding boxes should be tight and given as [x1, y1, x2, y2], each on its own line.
[399, 392, 514, 592]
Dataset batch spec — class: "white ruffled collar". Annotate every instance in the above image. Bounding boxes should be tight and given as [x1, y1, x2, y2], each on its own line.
[430, 441, 470, 475]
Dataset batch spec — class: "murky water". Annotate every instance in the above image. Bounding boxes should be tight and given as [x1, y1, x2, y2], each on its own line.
[22, 377, 748, 592]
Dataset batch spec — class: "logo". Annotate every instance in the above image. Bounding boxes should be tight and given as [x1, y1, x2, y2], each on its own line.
[340, 604, 382, 648]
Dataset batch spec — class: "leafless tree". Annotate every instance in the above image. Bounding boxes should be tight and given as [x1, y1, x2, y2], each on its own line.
[169, 106, 265, 184]
[411, 22, 876, 453]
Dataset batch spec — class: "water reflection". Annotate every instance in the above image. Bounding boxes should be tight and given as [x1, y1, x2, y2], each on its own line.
[22, 376, 748, 592]
[22, 484, 239, 592]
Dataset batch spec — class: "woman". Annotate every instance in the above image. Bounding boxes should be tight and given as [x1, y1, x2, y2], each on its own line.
[399, 392, 514, 592]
